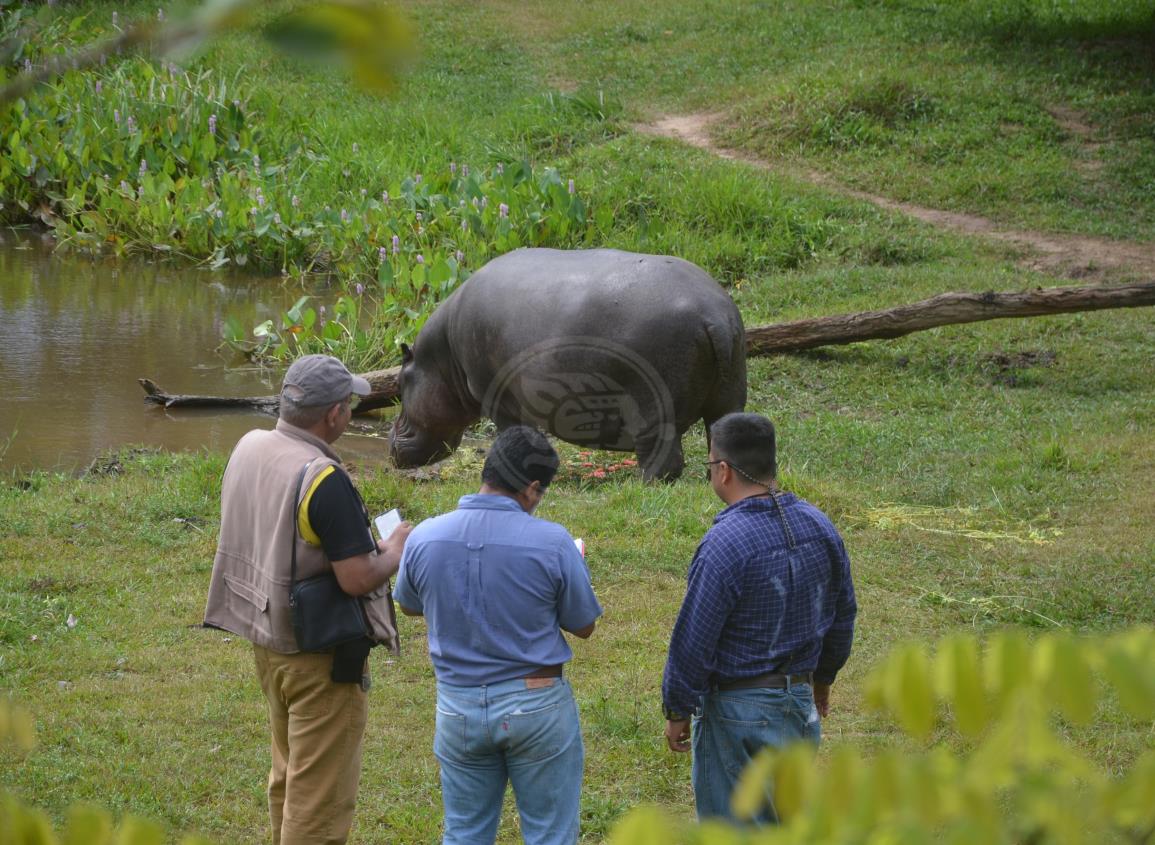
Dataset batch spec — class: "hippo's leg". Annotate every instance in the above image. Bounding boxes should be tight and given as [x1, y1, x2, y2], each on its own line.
[635, 428, 685, 483]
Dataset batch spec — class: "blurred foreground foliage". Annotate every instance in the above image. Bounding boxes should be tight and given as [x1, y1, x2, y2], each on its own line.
[608, 626, 1155, 844]
[6, 627, 1155, 842]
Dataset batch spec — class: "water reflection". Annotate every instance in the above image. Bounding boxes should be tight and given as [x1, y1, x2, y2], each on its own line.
[0, 230, 392, 474]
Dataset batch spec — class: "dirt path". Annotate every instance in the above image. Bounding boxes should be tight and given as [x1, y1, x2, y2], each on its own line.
[636, 113, 1155, 283]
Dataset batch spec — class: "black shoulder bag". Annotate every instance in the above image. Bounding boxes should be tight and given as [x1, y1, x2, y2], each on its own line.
[288, 460, 371, 652]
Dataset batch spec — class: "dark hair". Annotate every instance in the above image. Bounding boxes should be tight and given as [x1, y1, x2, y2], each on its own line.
[481, 426, 560, 493]
[709, 413, 777, 484]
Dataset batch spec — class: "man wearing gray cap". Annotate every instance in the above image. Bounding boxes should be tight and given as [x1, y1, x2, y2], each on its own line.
[205, 354, 411, 845]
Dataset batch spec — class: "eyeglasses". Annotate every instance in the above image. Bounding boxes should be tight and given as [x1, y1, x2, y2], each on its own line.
[703, 459, 723, 480]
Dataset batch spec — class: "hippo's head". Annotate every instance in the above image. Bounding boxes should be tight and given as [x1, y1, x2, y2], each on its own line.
[388, 343, 468, 468]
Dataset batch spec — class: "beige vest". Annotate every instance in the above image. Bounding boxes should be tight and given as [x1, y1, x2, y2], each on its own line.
[204, 421, 399, 654]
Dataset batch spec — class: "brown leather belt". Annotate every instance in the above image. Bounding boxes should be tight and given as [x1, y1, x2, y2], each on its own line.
[523, 664, 563, 679]
[716, 672, 813, 691]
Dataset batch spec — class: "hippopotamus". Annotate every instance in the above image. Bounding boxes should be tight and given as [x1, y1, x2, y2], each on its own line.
[388, 248, 746, 481]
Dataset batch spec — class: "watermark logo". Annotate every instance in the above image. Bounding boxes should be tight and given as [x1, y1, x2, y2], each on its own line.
[480, 335, 677, 474]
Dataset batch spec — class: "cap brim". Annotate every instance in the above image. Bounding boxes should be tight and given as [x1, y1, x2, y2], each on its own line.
[350, 374, 372, 396]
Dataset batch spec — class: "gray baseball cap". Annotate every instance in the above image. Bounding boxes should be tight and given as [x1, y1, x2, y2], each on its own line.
[281, 354, 372, 407]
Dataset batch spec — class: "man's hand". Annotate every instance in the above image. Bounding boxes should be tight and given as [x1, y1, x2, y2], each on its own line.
[375, 521, 413, 579]
[665, 719, 691, 753]
[813, 681, 831, 718]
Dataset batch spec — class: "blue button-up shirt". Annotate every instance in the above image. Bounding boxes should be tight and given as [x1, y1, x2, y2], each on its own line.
[662, 493, 856, 718]
[393, 494, 603, 686]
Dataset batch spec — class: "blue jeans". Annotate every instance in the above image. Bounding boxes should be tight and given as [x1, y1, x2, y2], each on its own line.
[691, 683, 822, 825]
[434, 677, 584, 845]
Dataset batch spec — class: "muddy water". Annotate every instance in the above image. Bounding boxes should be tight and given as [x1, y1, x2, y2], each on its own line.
[0, 230, 392, 475]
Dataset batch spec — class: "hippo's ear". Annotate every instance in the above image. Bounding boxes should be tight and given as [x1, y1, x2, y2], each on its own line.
[400, 343, 413, 365]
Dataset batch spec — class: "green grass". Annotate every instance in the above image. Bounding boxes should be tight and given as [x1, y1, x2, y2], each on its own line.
[3, 0, 1155, 841]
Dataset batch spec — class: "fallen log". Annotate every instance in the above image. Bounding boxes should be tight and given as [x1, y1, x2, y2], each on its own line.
[139, 367, 401, 414]
[745, 280, 1155, 355]
[140, 279, 1155, 412]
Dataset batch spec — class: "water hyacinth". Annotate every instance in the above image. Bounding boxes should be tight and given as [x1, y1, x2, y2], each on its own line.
[139, 159, 147, 176]
[568, 179, 575, 195]
[113, 109, 120, 125]
[455, 250, 464, 262]
[497, 163, 504, 175]
[381, 190, 389, 203]
[498, 203, 509, 218]
[273, 213, 282, 225]
[125, 116, 136, 133]
[94, 80, 102, 95]
[414, 173, 422, 184]
[112, 10, 117, 25]
[208, 113, 217, 135]
[415, 212, 423, 222]
[392, 234, 400, 254]
[119, 180, 131, 194]
[462, 164, 469, 179]
[352, 143, 359, 153]
[416, 254, 424, 264]
[291, 195, 300, 208]
[156, 8, 164, 22]
[378, 247, 388, 262]
[360, 188, 367, 197]
[461, 219, 468, 231]
[355, 283, 364, 296]
[449, 162, 457, 176]
[340, 209, 350, 223]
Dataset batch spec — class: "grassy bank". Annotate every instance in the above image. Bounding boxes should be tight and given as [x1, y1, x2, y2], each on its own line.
[3, 0, 1154, 841]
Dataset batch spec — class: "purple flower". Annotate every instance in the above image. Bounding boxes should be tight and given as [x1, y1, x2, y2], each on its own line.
[414, 173, 422, 184]
[95, 80, 102, 95]
[392, 234, 400, 254]
[415, 212, 423, 222]
[291, 195, 300, 208]
[233, 99, 241, 109]
[416, 254, 425, 264]
[360, 188, 367, 197]
[157, 8, 165, 22]
[352, 142, 359, 153]
[461, 219, 468, 232]
[320, 305, 327, 316]
[119, 180, 131, 193]
[208, 114, 217, 135]
[355, 283, 364, 296]
[23, 58, 31, 73]
[381, 190, 389, 203]
[215, 209, 223, 219]
[450, 162, 457, 175]
[455, 250, 464, 262]
[340, 209, 349, 223]
[273, 213, 282, 225]
[126, 115, 136, 133]
[471, 197, 479, 209]
[250, 207, 258, 216]
[253, 154, 260, 169]
[139, 159, 147, 176]
[498, 203, 509, 218]
[113, 109, 120, 125]
[496, 163, 504, 175]
[568, 179, 575, 195]
[378, 246, 388, 263]
[462, 164, 469, 179]
[256, 190, 265, 207]
[480, 197, 488, 210]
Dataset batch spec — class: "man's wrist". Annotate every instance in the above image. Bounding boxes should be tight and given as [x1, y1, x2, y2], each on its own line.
[663, 705, 689, 722]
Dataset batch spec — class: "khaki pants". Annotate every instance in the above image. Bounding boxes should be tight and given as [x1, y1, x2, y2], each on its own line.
[254, 645, 369, 845]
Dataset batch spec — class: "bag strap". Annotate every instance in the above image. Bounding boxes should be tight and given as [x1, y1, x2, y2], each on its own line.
[289, 458, 317, 592]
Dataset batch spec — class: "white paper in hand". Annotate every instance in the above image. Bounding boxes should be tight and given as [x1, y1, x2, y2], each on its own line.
[374, 508, 402, 540]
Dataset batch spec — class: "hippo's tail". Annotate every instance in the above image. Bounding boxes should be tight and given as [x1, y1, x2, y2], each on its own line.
[702, 308, 748, 422]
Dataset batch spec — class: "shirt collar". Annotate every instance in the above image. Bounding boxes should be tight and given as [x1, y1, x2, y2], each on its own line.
[458, 493, 526, 512]
[274, 419, 343, 463]
[714, 492, 795, 523]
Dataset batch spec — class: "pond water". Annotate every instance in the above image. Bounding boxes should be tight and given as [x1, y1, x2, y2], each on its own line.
[0, 230, 392, 475]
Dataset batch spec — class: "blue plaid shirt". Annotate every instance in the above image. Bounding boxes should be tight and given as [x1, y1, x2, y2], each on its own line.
[662, 493, 856, 718]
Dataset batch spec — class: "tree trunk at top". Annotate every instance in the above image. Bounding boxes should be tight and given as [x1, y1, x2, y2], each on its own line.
[139, 279, 1155, 412]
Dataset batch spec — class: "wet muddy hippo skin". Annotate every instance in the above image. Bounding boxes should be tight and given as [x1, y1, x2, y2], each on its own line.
[388, 248, 747, 481]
